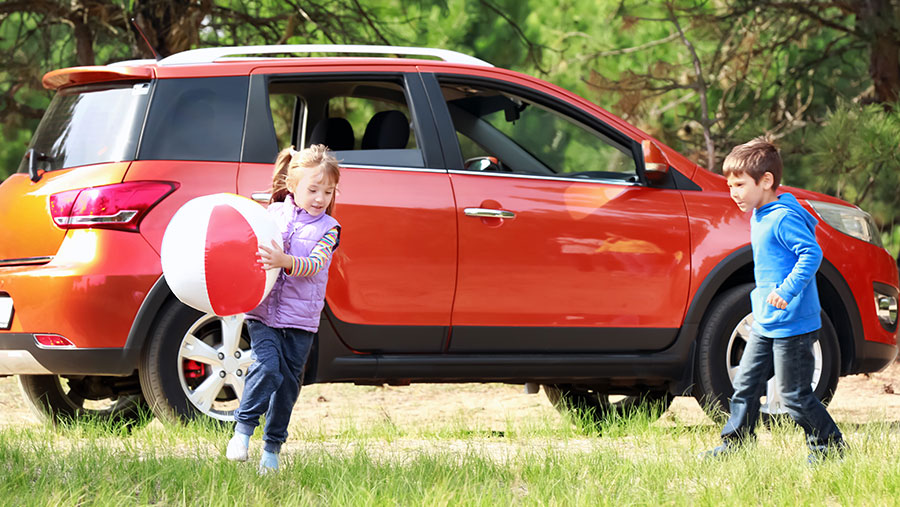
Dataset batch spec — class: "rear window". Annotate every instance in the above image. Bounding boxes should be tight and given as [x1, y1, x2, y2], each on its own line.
[17, 82, 151, 174]
[138, 76, 248, 162]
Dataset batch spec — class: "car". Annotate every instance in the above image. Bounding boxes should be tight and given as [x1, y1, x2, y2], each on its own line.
[0, 44, 897, 426]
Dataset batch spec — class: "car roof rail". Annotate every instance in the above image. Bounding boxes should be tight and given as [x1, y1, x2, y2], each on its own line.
[108, 59, 159, 67]
[158, 44, 493, 67]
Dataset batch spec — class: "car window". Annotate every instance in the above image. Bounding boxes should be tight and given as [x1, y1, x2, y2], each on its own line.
[440, 83, 637, 181]
[267, 79, 422, 167]
[139, 76, 248, 162]
[17, 82, 150, 174]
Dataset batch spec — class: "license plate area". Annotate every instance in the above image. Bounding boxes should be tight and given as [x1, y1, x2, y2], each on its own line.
[0, 294, 13, 330]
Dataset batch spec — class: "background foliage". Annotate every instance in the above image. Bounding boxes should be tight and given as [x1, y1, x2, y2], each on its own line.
[1, 0, 898, 253]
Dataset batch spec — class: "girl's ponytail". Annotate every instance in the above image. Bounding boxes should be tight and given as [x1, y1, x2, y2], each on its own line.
[269, 147, 294, 203]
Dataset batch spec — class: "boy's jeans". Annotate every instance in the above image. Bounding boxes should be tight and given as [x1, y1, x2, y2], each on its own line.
[233, 320, 314, 454]
[722, 330, 843, 452]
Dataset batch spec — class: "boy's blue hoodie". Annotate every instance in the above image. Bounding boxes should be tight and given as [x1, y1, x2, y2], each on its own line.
[750, 193, 823, 337]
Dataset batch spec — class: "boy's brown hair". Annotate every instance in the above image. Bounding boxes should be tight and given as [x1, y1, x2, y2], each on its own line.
[722, 136, 782, 189]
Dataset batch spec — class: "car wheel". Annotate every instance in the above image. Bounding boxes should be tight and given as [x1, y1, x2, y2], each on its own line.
[694, 283, 840, 420]
[543, 385, 673, 427]
[139, 298, 253, 423]
[18, 374, 150, 426]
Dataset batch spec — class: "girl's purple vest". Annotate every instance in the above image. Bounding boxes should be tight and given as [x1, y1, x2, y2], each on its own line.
[246, 196, 340, 332]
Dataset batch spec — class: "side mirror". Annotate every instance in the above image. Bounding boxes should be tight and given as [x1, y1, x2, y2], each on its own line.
[641, 140, 669, 184]
[465, 156, 500, 172]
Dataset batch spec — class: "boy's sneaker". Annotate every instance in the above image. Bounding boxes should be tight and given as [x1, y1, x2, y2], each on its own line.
[807, 440, 847, 466]
[226, 433, 250, 462]
[700, 443, 736, 460]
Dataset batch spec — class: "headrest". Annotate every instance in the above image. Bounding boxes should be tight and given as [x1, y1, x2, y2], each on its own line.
[309, 117, 355, 151]
[361, 110, 410, 150]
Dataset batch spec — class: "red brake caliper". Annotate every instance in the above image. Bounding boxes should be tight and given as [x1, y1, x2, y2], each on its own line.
[183, 360, 206, 379]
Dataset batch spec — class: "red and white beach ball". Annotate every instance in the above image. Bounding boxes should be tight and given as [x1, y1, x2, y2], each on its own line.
[161, 193, 280, 316]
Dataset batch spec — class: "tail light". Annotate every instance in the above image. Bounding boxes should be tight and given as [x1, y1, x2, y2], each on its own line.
[35, 334, 75, 348]
[50, 181, 178, 232]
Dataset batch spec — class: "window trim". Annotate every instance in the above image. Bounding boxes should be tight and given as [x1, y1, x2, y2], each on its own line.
[342, 164, 446, 174]
[291, 95, 308, 149]
[242, 74, 278, 163]
[446, 169, 640, 187]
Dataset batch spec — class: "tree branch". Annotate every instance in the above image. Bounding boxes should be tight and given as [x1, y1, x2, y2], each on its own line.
[855, 162, 882, 205]
[578, 31, 683, 61]
[351, 0, 392, 45]
[760, 1, 857, 36]
[667, 3, 717, 171]
[477, 0, 551, 73]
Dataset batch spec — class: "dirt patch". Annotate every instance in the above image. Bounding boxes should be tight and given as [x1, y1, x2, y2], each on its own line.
[1, 361, 899, 431]
[823, 359, 900, 423]
[0, 376, 39, 426]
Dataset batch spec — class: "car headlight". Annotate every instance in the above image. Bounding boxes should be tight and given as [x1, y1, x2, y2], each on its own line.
[807, 200, 883, 247]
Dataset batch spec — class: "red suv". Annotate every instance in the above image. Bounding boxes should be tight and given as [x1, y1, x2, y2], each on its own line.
[0, 45, 896, 425]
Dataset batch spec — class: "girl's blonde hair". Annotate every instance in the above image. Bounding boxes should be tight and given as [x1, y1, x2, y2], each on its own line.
[270, 144, 341, 215]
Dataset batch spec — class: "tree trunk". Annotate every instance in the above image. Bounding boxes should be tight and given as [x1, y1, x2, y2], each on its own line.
[858, 0, 900, 104]
[70, 3, 95, 66]
[133, 0, 211, 58]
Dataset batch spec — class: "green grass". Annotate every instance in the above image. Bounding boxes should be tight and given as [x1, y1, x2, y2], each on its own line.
[1, 406, 899, 506]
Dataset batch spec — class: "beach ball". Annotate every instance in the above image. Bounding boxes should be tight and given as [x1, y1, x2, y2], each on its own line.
[161, 193, 280, 316]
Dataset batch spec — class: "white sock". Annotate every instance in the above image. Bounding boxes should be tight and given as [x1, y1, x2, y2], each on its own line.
[226, 432, 250, 461]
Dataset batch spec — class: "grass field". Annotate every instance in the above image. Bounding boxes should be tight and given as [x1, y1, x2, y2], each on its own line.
[1, 377, 900, 505]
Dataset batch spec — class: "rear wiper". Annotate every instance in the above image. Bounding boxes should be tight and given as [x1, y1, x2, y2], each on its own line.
[26, 148, 49, 182]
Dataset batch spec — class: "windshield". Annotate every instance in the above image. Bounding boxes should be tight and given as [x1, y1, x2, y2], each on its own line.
[17, 82, 151, 174]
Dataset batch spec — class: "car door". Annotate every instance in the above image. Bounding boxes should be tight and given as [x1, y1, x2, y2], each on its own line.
[237, 69, 456, 353]
[423, 74, 692, 353]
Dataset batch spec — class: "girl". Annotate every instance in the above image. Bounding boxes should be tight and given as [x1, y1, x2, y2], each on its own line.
[226, 144, 341, 472]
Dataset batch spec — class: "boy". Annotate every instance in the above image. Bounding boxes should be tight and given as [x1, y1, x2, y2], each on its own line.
[705, 136, 845, 461]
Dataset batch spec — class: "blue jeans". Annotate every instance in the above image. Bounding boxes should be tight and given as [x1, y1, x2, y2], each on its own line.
[233, 320, 314, 453]
[722, 330, 843, 452]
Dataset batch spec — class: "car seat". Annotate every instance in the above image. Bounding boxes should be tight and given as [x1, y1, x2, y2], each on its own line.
[361, 110, 410, 149]
[308, 117, 355, 151]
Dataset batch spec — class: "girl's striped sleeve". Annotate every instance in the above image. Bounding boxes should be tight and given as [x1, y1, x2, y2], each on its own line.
[284, 227, 339, 277]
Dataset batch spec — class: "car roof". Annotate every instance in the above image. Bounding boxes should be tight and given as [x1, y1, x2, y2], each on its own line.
[43, 44, 494, 89]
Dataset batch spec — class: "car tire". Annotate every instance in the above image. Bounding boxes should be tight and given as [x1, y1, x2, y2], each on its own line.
[693, 283, 840, 421]
[543, 385, 673, 428]
[18, 374, 150, 426]
[139, 298, 253, 424]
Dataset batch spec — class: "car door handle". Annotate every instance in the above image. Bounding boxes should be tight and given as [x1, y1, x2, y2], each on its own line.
[251, 192, 271, 204]
[464, 208, 515, 219]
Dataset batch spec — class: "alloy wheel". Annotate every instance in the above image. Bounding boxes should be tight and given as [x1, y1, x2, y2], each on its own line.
[725, 313, 822, 415]
[176, 313, 253, 421]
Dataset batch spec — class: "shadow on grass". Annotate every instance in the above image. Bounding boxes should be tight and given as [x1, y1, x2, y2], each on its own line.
[556, 396, 675, 437]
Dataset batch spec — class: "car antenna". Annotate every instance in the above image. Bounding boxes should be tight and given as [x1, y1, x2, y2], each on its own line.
[131, 18, 162, 61]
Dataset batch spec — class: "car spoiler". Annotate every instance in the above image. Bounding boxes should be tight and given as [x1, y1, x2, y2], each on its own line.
[42, 65, 154, 90]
